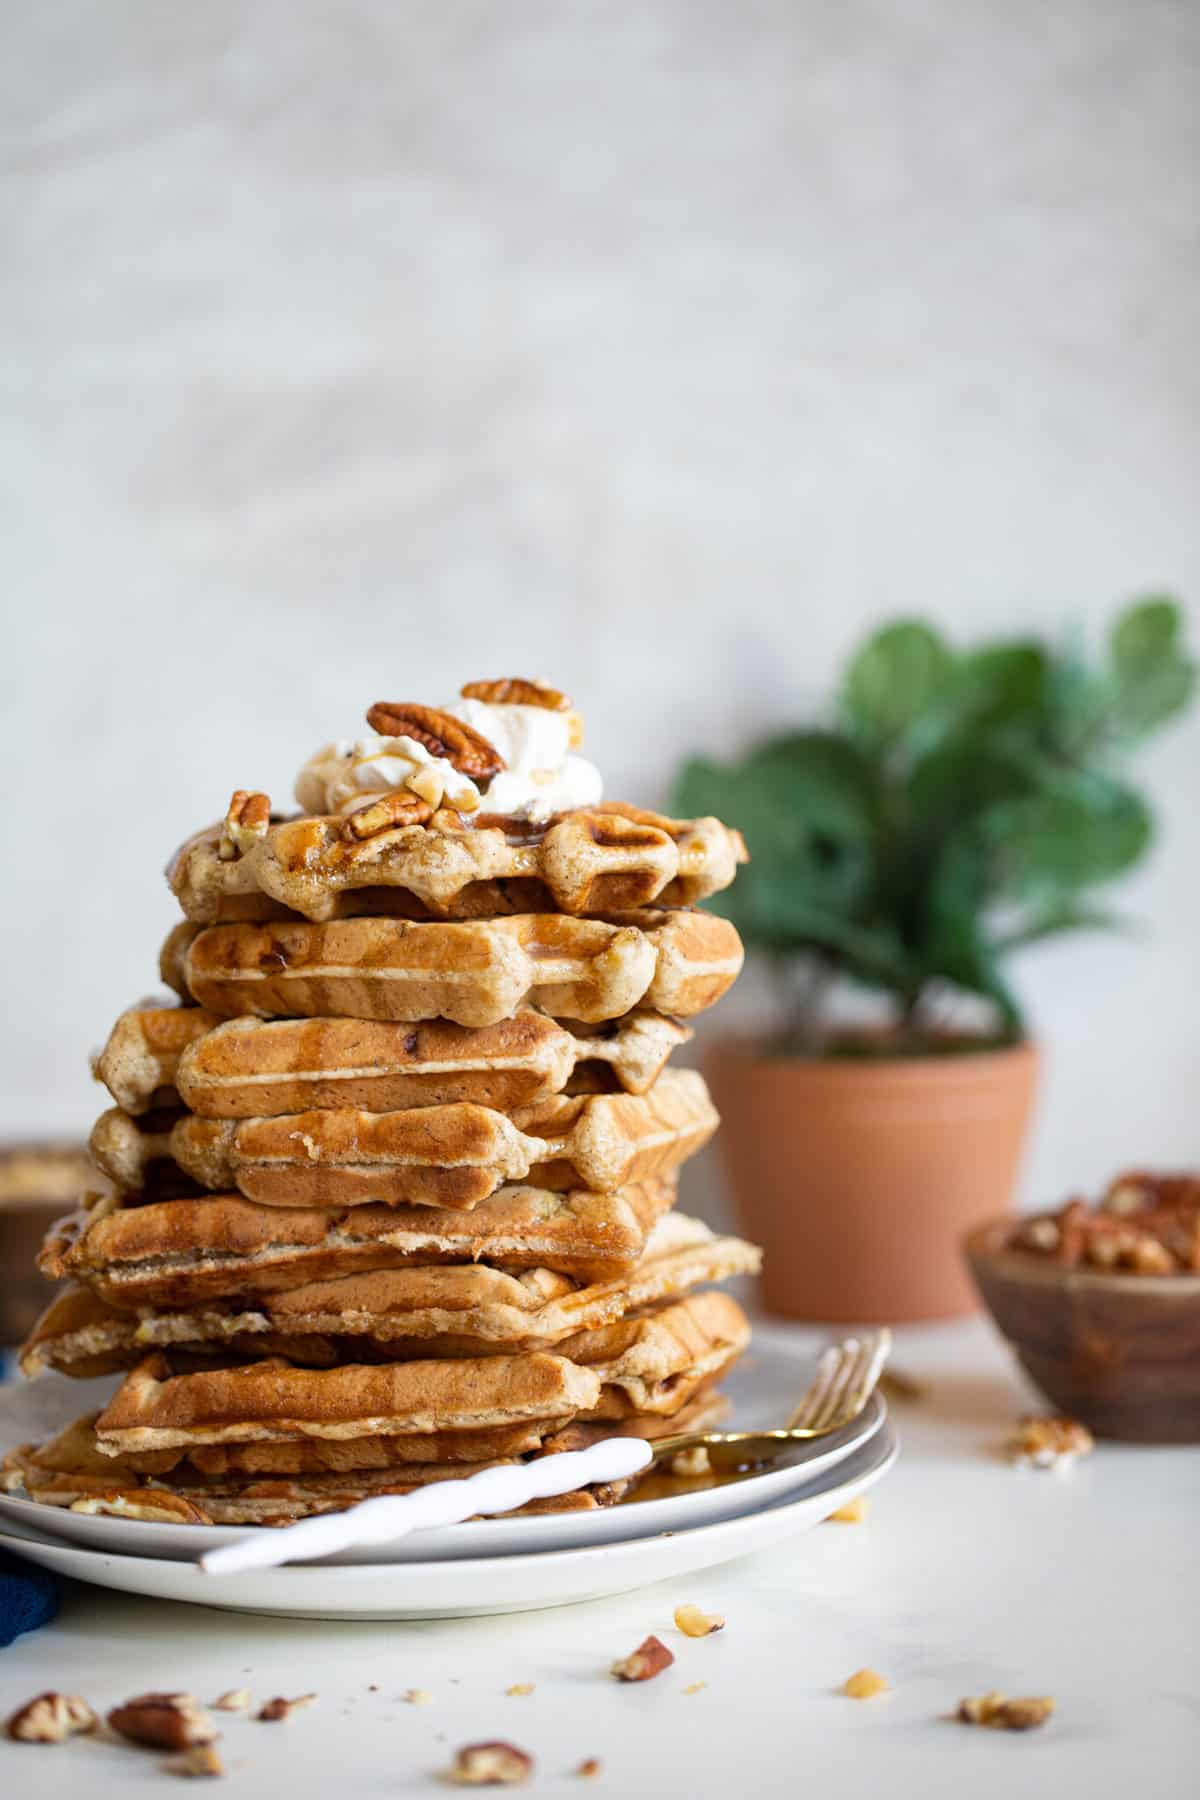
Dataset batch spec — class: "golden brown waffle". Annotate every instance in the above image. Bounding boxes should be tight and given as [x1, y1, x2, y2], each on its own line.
[41, 1178, 677, 1304]
[89, 1070, 717, 1209]
[564, 1289, 751, 1417]
[2, 1393, 728, 1525]
[168, 802, 747, 925]
[89, 1294, 747, 1458]
[92, 1351, 605, 1454]
[92, 1004, 221, 1115]
[160, 908, 744, 1028]
[22, 1214, 760, 1374]
[172, 1011, 690, 1118]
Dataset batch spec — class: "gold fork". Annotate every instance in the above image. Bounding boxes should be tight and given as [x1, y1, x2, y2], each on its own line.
[646, 1328, 892, 1471]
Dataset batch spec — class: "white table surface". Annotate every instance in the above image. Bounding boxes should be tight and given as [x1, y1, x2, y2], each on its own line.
[1, 1316, 1196, 1799]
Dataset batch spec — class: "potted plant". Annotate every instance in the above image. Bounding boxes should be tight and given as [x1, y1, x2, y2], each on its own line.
[674, 598, 1195, 1322]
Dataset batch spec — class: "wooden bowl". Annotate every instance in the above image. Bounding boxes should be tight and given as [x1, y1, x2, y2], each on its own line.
[0, 1142, 93, 1345]
[965, 1218, 1200, 1442]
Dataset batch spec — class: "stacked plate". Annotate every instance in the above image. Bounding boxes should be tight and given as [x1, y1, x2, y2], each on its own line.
[0, 1333, 896, 1620]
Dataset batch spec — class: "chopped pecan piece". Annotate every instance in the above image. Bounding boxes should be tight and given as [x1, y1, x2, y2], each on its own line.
[958, 1692, 1055, 1730]
[257, 1694, 316, 1721]
[1008, 1415, 1094, 1470]
[673, 1604, 724, 1638]
[212, 1690, 250, 1713]
[576, 1758, 602, 1779]
[218, 790, 271, 860]
[6, 1692, 97, 1743]
[448, 1740, 534, 1785]
[365, 703, 505, 778]
[108, 1693, 218, 1750]
[460, 678, 571, 712]
[611, 1635, 674, 1682]
[340, 792, 433, 840]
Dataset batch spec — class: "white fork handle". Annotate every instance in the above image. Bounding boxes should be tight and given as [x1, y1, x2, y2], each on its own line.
[198, 1438, 655, 1575]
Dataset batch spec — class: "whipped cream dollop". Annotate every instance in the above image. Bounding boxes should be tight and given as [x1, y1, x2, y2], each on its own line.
[294, 697, 603, 823]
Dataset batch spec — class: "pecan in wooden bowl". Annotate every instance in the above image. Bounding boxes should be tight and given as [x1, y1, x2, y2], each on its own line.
[965, 1171, 1200, 1442]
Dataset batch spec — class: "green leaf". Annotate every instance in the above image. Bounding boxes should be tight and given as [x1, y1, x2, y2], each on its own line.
[984, 776, 1153, 897]
[1111, 596, 1182, 667]
[1107, 595, 1196, 739]
[995, 903, 1133, 952]
[842, 621, 955, 744]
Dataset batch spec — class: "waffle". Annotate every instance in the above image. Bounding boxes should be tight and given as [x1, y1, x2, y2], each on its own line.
[2, 1393, 728, 1525]
[172, 1011, 690, 1118]
[89, 1069, 717, 1210]
[21, 1214, 761, 1373]
[92, 1351, 604, 1454]
[90, 1294, 745, 1457]
[161, 908, 744, 1028]
[41, 1178, 678, 1304]
[92, 1004, 221, 1115]
[168, 802, 747, 925]
[562, 1289, 750, 1417]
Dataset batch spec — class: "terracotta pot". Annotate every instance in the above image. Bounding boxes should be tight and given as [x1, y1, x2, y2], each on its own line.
[706, 1039, 1039, 1323]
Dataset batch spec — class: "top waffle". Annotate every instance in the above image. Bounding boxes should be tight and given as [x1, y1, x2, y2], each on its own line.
[169, 802, 747, 925]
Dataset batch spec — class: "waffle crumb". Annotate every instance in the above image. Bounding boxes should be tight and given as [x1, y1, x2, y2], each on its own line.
[164, 1745, 225, 1778]
[682, 1682, 708, 1696]
[505, 1685, 535, 1698]
[826, 1497, 870, 1524]
[404, 1689, 434, 1706]
[674, 1604, 725, 1638]
[669, 1446, 712, 1478]
[842, 1669, 889, 1699]
[576, 1758, 602, 1779]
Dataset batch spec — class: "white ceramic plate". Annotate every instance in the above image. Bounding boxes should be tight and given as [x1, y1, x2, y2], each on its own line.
[0, 1340, 884, 1564]
[0, 1420, 897, 1619]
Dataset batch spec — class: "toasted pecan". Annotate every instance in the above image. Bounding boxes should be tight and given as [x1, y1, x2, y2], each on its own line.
[365, 703, 505, 778]
[6, 1693, 97, 1743]
[108, 1693, 218, 1750]
[460, 678, 571, 712]
[340, 792, 434, 840]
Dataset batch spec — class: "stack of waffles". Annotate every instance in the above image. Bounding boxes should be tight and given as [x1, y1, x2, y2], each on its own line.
[7, 681, 759, 1527]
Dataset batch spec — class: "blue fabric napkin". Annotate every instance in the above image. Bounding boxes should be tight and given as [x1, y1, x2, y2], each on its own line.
[0, 1549, 60, 1646]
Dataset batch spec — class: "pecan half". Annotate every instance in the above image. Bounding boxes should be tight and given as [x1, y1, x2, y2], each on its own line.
[365, 703, 505, 778]
[340, 792, 434, 841]
[460, 678, 571, 712]
[448, 1741, 534, 1785]
[108, 1693, 218, 1750]
[218, 790, 271, 861]
[611, 1635, 675, 1682]
[958, 1692, 1055, 1730]
[7, 1692, 97, 1743]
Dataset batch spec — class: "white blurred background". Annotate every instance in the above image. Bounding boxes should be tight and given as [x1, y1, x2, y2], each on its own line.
[3, 1, 1198, 1227]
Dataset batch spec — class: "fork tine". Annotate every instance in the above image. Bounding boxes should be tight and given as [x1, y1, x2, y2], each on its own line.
[783, 1342, 840, 1430]
[807, 1339, 864, 1431]
[789, 1329, 891, 1432]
